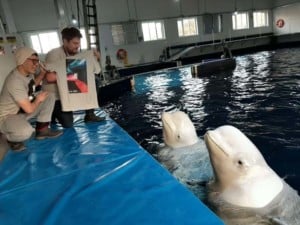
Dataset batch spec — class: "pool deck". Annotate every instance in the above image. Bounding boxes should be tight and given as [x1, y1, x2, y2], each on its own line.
[0, 111, 224, 225]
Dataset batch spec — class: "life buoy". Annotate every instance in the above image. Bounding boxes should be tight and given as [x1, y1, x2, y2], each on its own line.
[116, 49, 127, 60]
[276, 19, 285, 28]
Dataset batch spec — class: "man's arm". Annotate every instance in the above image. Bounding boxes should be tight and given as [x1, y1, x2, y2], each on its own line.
[43, 48, 64, 83]
[92, 50, 102, 74]
[17, 91, 49, 114]
[34, 64, 48, 86]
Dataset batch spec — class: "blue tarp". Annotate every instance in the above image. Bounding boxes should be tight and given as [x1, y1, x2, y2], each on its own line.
[0, 112, 223, 225]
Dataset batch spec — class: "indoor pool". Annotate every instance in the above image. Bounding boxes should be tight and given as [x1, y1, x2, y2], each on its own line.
[102, 47, 300, 192]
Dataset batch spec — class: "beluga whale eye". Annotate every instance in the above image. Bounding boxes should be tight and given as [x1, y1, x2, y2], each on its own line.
[236, 159, 244, 168]
[234, 153, 247, 168]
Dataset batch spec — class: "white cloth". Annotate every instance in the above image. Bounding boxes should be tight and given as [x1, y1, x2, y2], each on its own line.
[46, 50, 99, 111]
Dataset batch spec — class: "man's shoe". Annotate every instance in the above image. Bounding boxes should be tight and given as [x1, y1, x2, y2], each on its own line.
[84, 114, 106, 123]
[7, 141, 26, 152]
[36, 128, 63, 140]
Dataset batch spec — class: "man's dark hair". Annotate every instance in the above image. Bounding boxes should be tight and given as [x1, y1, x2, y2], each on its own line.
[61, 27, 82, 41]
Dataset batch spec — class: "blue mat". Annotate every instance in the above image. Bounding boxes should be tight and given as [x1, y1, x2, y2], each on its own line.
[0, 112, 223, 225]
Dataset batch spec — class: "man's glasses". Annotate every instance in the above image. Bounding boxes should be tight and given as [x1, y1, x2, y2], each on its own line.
[27, 58, 40, 65]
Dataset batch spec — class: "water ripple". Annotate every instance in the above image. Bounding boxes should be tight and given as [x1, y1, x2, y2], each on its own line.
[103, 47, 300, 191]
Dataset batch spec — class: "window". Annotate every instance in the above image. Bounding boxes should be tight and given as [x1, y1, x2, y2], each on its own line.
[232, 12, 249, 30]
[111, 22, 138, 45]
[30, 29, 87, 54]
[141, 21, 165, 42]
[112, 25, 125, 45]
[30, 32, 60, 54]
[79, 28, 88, 50]
[177, 17, 198, 37]
[203, 14, 222, 34]
[253, 10, 269, 28]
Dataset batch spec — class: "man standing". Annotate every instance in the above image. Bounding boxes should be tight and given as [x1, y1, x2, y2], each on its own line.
[0, 47, 63, 151]
[43, 27, 105, 128]
[221, 41, 232, 59]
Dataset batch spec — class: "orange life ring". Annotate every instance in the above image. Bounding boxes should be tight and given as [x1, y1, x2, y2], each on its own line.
[276, 19, 285, 28]
[116, 48, 127, 60]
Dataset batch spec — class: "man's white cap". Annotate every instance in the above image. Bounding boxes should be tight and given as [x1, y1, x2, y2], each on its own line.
[14, 47, 37, 65]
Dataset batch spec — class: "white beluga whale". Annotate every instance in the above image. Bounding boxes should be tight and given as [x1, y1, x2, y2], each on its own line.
[204, 125, 300, 225]
[157, 111, 213, 199]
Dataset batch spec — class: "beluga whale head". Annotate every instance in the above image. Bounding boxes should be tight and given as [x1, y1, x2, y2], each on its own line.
[158, 110, 213, 200]
[204, 125, 283, 208]
[162, 111, 199, 148]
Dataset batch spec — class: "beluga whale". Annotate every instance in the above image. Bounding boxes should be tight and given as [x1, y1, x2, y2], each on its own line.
[204, 125, 300, 225]
[156, 110, 213, 199]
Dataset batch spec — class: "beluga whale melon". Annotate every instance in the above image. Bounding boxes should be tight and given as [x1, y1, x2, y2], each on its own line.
[204, 125, 300, 225]
[157, 110, 213, 199]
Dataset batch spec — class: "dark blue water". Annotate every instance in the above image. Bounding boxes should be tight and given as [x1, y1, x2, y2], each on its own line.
[103, 47, 300, 192]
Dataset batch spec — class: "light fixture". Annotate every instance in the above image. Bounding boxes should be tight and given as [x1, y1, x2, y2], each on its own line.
[71, 14, 77, 25]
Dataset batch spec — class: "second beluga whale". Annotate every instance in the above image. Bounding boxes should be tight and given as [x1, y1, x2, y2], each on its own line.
[204, 125, 300, 225]
[156, 111, 213, 199]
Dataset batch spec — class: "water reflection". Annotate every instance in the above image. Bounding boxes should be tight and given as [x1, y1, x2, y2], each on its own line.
[103, 47, 300, 191]
[179, 67, 207, 130]
[144, 72, 175, 127]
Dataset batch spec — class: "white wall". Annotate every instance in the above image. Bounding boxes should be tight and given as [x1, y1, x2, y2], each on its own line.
[0, 54, 16, 91]
[0, 0, 283, 68]
[97, 0, 274, 66]
[5, 0, 59, 31]
[273, 2, 300, 35]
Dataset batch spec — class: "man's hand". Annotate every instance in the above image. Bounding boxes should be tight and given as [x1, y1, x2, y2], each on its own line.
[93, 49, 101, 61]
[45, 72, 57, 83]
[36, 91, 49, 103]
[35, 62, 49, 85]
[18, 91, 49, 114]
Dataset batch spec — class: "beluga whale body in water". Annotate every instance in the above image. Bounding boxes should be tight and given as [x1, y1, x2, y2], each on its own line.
[204, 125, 300, 225]
[157, 111, 213, 199]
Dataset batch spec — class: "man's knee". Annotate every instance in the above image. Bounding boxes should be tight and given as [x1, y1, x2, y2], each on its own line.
[7, 126, 34, 142]
[44, 92, 55, 106]
[22, 127, 35, 140]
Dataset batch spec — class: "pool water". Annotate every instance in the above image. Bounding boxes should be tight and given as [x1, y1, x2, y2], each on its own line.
[102, 47, 300, 192]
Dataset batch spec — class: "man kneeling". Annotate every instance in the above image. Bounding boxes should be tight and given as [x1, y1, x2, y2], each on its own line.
[0, 47, 63, 151]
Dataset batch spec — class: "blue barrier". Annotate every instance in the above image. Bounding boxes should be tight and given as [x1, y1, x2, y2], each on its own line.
[0, 113, 223, 225]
